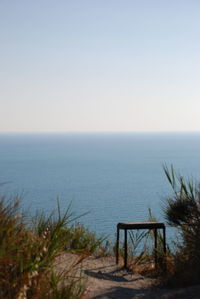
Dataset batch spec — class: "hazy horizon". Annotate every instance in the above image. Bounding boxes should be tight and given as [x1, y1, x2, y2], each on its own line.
[0, 130, 200, 134]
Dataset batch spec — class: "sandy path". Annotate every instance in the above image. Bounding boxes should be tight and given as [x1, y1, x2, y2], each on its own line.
[56, 253, 200, 298]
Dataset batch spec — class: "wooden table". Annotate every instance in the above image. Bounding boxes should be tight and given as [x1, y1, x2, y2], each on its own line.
[116, 222, 166, 268]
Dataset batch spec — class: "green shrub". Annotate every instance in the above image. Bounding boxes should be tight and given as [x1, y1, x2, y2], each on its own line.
[67, 222, 105, 255]
[163, 165, 200, 286]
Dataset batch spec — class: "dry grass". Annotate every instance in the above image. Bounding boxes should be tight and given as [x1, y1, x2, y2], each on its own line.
[0, 197, 104, 298]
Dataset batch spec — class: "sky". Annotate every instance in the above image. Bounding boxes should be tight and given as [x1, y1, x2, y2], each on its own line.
[0, 0, 200, 132]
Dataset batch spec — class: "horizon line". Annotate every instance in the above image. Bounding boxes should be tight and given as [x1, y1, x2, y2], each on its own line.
[0, 130, 200, 134]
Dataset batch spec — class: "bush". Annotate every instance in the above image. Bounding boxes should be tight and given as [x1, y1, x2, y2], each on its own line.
[163, 165, 200, 286]
[0, 197, 103, 298]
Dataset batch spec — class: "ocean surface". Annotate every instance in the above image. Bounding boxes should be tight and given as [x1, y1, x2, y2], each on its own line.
[0, 132, 200, 242]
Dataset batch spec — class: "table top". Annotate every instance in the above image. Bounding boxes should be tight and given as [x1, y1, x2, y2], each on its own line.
[117, 222, 165, 229]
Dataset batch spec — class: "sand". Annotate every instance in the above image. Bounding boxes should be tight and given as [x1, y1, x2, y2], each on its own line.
[55, 253, 200, 299]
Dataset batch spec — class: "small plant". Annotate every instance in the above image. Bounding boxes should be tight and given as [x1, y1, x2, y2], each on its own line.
[128, 229, 150, 267]
[66, 222, 106, 255]
[127, 209, 169, 274]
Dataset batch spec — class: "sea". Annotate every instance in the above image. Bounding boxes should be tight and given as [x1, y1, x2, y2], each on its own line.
[0, 132, 200, 244]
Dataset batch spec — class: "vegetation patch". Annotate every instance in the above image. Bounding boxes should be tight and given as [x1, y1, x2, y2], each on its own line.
[0, 197, 104, 298]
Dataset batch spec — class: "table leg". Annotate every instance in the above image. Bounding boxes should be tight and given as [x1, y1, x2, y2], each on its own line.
[116, 226, 119, 264]
[124, 229, 128, 268]
[154, 229, 157, 266]
[163, 227, 166, 253]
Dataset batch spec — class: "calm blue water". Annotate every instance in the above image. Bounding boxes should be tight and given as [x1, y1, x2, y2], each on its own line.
[0, 132, 200, 241]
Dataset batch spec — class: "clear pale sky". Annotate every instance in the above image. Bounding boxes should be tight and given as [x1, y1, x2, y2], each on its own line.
[0, 1, 200, 132]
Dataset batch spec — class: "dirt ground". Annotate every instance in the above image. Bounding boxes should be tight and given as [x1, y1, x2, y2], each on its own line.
[55, 253, 200, 299]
